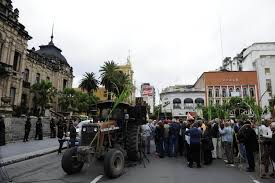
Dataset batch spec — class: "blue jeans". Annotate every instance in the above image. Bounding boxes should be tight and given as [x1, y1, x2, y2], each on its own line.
[169, 135, 178, 157]
[240, 143, 246, 162]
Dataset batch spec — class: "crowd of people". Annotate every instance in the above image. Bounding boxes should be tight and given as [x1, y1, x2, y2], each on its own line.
[141, 117, 275, 178]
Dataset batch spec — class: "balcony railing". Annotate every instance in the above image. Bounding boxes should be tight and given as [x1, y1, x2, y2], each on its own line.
[0, 62, 13, 78]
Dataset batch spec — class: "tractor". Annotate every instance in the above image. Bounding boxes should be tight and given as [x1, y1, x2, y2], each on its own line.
[61, 101, 147, 178]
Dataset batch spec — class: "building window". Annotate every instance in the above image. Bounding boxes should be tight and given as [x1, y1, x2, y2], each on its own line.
[222, 88, 227, 97]
[63, 79, 68, 90]
[229, 88, 233, 97]
[23, 69, 29, 82]
[208, 88, 213, 98]
[250, 88, 255, 97]
[215, 88, 220, 98]
[222, 99, 227, 104]
[46, 76, 50, 81]
[36, 73, 40, 83]
[243, 88, 247, 97]
[266, 79, 272, 92]
[209, 100, 213, 106]
[12, 51, 21, 71]
[173, 98, 181, 109]
[265, 68, 271, 75]
[216, 99, 220, 105]
[184, 98, 193, 109]
[10, 87, 16, 105]
[236, 88, 240, 96]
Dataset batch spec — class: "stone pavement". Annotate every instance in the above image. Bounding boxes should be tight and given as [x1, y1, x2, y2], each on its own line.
[0, 138, 62, 166]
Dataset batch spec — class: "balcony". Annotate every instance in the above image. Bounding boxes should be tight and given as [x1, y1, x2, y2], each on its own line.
[0, 62, 12, 78]
[23, 81, 31, 88]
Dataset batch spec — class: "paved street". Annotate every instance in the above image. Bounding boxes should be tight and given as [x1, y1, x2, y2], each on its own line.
[2, 148, 274, 183]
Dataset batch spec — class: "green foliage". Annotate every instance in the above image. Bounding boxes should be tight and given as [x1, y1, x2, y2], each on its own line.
[202, 97, 262, 121]
[31, 80, 57, 116]
[99, 61, 132, 100]
[58, 88, 99, 113]
[79, 72, 99, 93]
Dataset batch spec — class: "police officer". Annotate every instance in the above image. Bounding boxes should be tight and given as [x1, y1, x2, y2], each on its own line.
[23, 116, 31, 142]
[0, 115, 6, 146]
[35, 117, 43, 140]
[50, 118, 56, 138]
[69, 122, 77, 147]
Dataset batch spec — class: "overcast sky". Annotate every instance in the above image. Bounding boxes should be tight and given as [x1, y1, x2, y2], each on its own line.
[13, 0, 275, 95]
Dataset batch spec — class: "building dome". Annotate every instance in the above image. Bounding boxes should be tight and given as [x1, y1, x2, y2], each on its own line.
[35, 32, 68, 65]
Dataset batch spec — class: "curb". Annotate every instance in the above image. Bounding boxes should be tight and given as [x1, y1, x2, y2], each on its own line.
[0, 146, 67, 167]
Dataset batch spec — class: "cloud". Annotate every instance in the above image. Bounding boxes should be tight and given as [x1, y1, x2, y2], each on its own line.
[13, 0, 275, 100]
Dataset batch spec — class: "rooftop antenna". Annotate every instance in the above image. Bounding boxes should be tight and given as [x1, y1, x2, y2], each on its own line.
[49, 23, 54, 44]
[127, 49, 131, 65]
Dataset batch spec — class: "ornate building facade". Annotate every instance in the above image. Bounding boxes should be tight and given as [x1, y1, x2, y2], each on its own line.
[0, 0, 73, 115]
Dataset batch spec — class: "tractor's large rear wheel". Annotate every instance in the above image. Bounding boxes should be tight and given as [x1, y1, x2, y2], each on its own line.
[62, 147, 84, 175]
[126, 124, 141, 161]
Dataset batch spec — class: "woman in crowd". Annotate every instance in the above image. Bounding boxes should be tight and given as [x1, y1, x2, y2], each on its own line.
[202, 122, 214, 165]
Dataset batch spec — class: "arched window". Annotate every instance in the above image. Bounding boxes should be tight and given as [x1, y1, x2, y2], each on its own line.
[195, 98, 204, 108]
[23, 69, 29, 82]
[250, 88, 255, 97]
[243, 88, 247, 97]
[215, 88, 220, 97]
[229, 88, 233, 97]
[184, 98, 194, 109]
[173, 98, 181, 109]
[222, 88, 227, 97]
[36, 73, 40, 83]
[208, 88, 213, 98]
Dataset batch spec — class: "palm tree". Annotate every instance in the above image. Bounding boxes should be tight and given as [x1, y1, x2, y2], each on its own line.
[79, 72, 99, 94]
[31, 80, 56, 116]
[99, 61, 119, 99]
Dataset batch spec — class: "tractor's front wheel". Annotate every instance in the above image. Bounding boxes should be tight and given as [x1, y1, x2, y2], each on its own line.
[62, 147, 84, 175]
[104, 149, 125, 178]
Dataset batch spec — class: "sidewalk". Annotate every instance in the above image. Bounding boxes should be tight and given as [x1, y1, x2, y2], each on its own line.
[0, 138, 61, 166]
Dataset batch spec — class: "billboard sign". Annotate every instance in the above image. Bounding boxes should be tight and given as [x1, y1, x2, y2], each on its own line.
[141, 85, 153, 96]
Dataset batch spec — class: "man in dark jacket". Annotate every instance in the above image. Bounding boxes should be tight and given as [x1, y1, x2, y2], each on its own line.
[0, 115, 5, 146]
[185, 122, 202, 168]
[169, 119, 180, 157]
[69, 122, 77, 147]
[239, 121, 257, 172]
[23, 116, 31, 142]
[155, 121, 165, 158]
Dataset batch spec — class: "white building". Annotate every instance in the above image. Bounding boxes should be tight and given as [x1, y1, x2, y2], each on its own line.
[160, 85, 205, 118]
[222, 42, 275, 118]
[141, 83, 155, 114]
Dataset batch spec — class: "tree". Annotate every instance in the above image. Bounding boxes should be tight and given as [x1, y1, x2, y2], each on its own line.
[31, 80, 56, 116]
[79, 72, 99, 94]
[99, 61, 119, 99]
[58, 89, 99, 114]
[113, 71, 132, 98]
[58, 88, 78, 112]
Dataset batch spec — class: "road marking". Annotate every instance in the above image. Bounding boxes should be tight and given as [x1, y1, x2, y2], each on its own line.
[249, 175, 261, 183]
[90, 175, 103, 183]
[252, 180, 261, 183]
